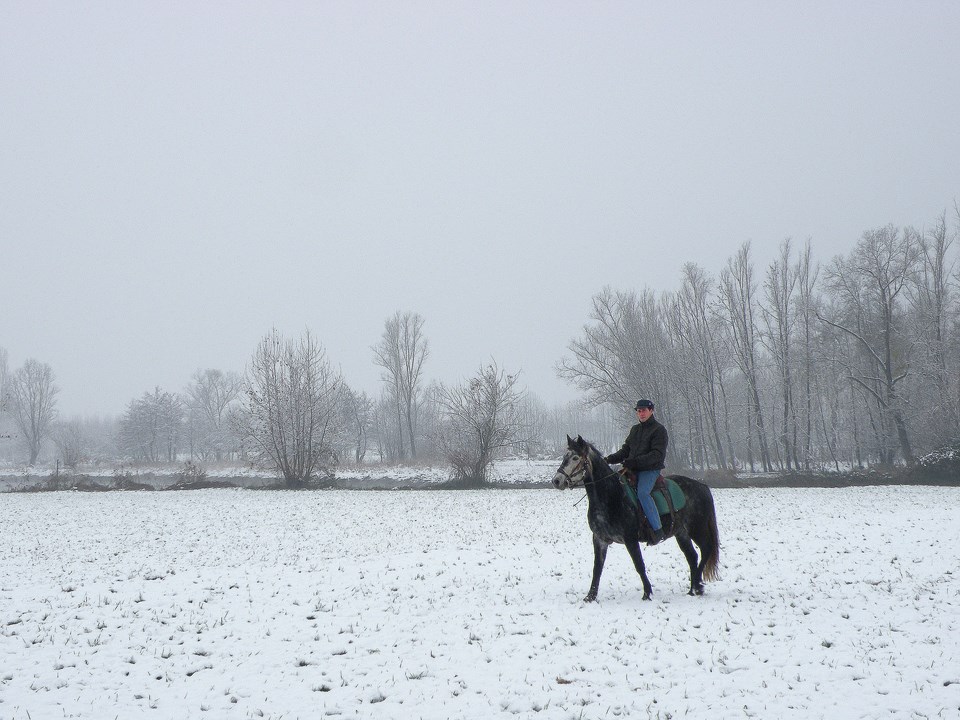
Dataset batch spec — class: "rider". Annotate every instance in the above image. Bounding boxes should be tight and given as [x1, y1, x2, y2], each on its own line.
[605, 399, 669, 545]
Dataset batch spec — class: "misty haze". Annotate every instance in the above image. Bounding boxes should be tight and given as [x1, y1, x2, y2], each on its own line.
[2, 4, 959, 719]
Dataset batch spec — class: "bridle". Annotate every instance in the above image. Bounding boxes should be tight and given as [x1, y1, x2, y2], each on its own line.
[557, 450, 621, 489]
[555, 454, 588, 487]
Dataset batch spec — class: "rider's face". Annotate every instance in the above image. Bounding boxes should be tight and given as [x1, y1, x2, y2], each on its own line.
[636, 407, 653, 420]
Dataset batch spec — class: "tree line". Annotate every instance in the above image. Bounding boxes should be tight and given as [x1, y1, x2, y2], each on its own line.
[0, 316, 543, 486]
[560, 211, 960, 472]
[3, 209, 958, 481]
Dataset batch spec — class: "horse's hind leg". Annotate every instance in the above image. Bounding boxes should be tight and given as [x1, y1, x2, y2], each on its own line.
[676, 534, 704, 595]
[585, 535, 608, 602]
[624, 541, 654, 600]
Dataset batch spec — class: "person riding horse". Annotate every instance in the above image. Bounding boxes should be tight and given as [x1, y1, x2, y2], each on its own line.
[605, 399, 668, 545]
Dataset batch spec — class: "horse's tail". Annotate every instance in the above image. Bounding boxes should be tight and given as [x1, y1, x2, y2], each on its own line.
[700, 487, 721, 582]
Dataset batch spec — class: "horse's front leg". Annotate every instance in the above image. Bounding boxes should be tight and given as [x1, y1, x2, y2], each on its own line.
[584, 535, 608, 602]
[625, 541, 654, 600]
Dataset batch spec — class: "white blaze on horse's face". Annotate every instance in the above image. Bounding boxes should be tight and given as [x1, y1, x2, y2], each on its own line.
[552, 450, 587, 490]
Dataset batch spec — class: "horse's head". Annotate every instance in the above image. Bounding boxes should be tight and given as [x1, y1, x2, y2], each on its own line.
[552, 435, 591, 489]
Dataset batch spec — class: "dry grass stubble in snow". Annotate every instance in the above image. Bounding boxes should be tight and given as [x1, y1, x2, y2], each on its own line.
[1, 486, 958, 719]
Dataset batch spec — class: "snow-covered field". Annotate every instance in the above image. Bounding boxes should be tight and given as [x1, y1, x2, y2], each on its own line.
[2, 486, 958, 719]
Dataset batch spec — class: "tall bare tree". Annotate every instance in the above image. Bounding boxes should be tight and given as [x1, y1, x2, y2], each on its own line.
[669, 263, 733, 470]
[237, 329, 345, 486]
[558, 287, 672, 409]
[10, 358, 59, 465]
[819, 225, 919, 464]
[0, 346, 8, 408]
[760, 239, 800, 470]
[719, 242, 773, 471]
[909, 212, 958, 443]
[0, 347, 11, 448]
[795, 240, 820, 468]
[185, 368, 242, 461]
[372, 311, 429, 460]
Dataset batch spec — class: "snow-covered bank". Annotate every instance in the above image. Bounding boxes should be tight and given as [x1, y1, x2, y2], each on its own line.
[0, 458, 560, 492]
[2, 486, 958, 719]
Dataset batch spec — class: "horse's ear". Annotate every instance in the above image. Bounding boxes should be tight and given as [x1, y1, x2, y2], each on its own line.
[566, 434, 573, 446]
[576, 434, 584, 444]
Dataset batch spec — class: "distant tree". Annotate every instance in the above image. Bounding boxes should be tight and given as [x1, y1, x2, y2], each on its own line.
[118, 387, 184, 462]
[819, 225, 919, 465]
[236, 329, 346, 487]
[667, 264, 733, 470]
[372, 311, 429, 460]
[185, 368, 242, 461]
[52, 418, 85, 469]
[0, 346, 8, 409]
[719, 242, 772, 472]
[558, 287, 672, 409]
[10, 358, 59, 465]
[0, 347, 11, 449]
[760, 239, 800, 470]
[517, 392, 548, 458]
[795, 240, 821, 468]
[435, 362, 536, 484]
[341, 388, 374, 464]
[908, 211, 959, 445]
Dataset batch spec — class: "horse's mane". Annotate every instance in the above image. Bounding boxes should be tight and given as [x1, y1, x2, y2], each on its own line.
[580, 439, 612, 470]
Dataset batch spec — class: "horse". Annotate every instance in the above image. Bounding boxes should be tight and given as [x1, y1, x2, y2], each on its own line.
[551, 435, 720, 601]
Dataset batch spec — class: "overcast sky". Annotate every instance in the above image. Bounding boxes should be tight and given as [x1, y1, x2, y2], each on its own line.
[2, 2, 959, 417]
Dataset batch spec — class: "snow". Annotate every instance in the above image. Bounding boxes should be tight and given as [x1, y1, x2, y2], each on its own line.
[2, 486, 958, 719]
[0, 458, 559, 491]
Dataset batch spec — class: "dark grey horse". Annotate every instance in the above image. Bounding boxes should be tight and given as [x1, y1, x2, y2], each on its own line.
[552, 435, 720, 601]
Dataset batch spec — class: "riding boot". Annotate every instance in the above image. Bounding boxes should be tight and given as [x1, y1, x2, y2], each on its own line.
[647, 528, 665, 545]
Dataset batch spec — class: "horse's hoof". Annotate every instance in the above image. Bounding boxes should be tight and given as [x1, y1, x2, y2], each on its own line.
[689, 585, 705, 596]
[583, 594, 597, 603]
[642, 592, 652, 601]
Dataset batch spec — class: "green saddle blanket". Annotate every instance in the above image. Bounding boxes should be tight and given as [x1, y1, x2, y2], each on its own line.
[622, 476, 687, 515]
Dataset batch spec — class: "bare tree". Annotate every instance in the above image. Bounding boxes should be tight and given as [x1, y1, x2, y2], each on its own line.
[435, 362, 536, 484]
[0, 347, 11, 450]
[10, 358, 59, 465]
[795, 240, 820, 468]
[185, 368, 242, 461]
[118, 387, 184, 462]
[908, 212, 958, 444]
[372, 311, 429, 460]
[52, 418, 85, 469]
[760, 239, 800, 470]
[342, 388, 374, 464]
[236, 329, 345, 486]
[558, 287, 672, 410]
[819, 225, 919, 464]
[668, 264, 733, 470]
[0, 347, 8, 409]
[719, 242, 773, 471]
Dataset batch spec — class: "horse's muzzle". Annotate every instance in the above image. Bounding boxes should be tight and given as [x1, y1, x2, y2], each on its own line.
[552, 473, 568, 490]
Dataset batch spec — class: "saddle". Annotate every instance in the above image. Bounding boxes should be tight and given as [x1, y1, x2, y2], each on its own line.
[619, 469, 682, 540]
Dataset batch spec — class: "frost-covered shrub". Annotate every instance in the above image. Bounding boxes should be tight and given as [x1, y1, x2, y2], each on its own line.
[177, 460, 207, 484]
[914, 445, 960, 482]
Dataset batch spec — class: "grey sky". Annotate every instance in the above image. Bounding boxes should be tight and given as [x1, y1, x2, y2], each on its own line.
[2, 2, 958, 417]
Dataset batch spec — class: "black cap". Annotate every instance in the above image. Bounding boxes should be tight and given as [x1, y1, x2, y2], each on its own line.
[635, 399, 654, 410]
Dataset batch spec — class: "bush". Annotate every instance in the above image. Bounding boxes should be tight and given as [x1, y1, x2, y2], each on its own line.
[914, 445, 960, 482]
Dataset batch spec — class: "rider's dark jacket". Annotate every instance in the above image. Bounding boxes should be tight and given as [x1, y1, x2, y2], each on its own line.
[605, 416, 668, 472]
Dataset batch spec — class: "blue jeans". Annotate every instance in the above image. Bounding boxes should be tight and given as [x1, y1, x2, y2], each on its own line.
[635, 470, 662, 531]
